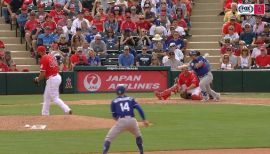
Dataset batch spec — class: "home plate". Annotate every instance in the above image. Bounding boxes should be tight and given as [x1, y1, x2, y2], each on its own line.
[30, 125, 47, 130]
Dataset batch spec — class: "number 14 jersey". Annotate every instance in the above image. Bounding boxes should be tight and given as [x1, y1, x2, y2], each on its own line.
[111, 96, 138, 119]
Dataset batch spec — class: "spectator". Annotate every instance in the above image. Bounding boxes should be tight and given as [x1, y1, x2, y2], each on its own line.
[9, 63, 19, 72]
[151, 34, 166, 62]
[63, 19, 76, 40]
[0, 57, 9, 72]
[163, 51, 182, 71]
[224, 25, 240, 45]
[138, 28, 152, 47]
[222, 16, 242, 35]
[169, 19, 186, 37]
[88, 48, 101, 66]
[106, 0, 116, 14]
[239, 23, 256, 45]
[31, 21, 44, 56]
[166, 31, 185, 50]
[80, 21, 91, 37]
[83, 9, 94, 23]
[136, 45, 152, 66]
[37, 26, 56, 48]
[113, 6, 124, 27]
[136, 14, 151, 33]
[237, 46, 251, 69]
[16, 5, 28, 37]
[241, 14, 256, 29]
[150, 53, 161, 66]
[253, 15, 268, 35]
[60, 56, 73, 71]
[49, 3, 65, 24]
[103, 28, 119, 50]
[118, 46, 135, 67]
[255, 46, 270, 68]
[143, 3, 156, 23]
[91, 0, 102, 17]
[91, 13, 104, 32]
[104, 13, 119, 33]
[42, 15, 57, 33]
[2, 0, 23, 23]
[25, 11, 39, 51]
[220, 54, 233, 70]
[96, 6, 107, 22]
[224, 47, 238, 68]
[85, 25, 99, 43]
[71, 28, 85, 52]
[54, 0, 67, 7]
[63, 0, 83, 15]
[58, 12, 69, 27]
[70, 48, 88, 66]
[115, 0, 128, 12]
[4, 51, 14, 67]
[262, 24, 270, 44]
[120, 12, 137, 33]
[58, 34, 71, 56]
[149, 19, 167, 37]
[81, 42, 90, 58]
[130, 5, 139, 23]
[251, 35, 265, 61]
[72, 11, 91, 29]
[120, 28, 136, 47]
[36, 3, 47, 23]
[223, 2, 241, 22]
[168, 42, 184, 63]
[50, 43, 65, 65]
[90, 34, 107, 55]
[159, 12, 170, 29]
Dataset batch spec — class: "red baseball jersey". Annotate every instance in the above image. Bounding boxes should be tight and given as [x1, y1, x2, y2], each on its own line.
[178, 71, 199, 87]
[49, 10, 65, 24]
[256, 55, 270, 67]
[0, 63, 9, 72]
[40, 54, 59, 79]
[25, 19, 39, 32]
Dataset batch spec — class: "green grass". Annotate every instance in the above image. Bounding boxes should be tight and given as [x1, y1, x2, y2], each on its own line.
[1, 93, 270, 154]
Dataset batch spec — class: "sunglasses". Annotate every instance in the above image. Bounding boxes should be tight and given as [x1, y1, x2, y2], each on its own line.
[142, 48, 147, 50]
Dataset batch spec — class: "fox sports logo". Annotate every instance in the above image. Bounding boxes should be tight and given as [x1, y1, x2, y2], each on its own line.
[238, 5, 254, 14]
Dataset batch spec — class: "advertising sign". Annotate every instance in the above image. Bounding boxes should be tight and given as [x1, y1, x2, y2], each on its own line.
[77, 71, 168, 92]
[238, 4, 265, 15]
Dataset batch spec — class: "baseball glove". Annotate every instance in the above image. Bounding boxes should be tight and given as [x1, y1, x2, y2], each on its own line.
[33, 77, 40, 86]
[180, 91, 189, 99]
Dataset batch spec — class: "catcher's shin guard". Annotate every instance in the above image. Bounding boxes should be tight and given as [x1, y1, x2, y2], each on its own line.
[155, 84, 179, 100]
[169, 84, 179, 93]
[191, 94, 202, 100]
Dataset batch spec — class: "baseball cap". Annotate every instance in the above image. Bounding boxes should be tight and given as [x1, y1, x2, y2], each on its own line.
[189, 50, 198, 56]
[37, 46, 46, 53]
[54, 3, 62, 7]
[116, 84, 126, 95]
[0, 40, 5, 48]
[169, 42, 176, 47]
[21, 5, 28, 10]
[107, 0, 115, 4]
[124, 45, 129, 50]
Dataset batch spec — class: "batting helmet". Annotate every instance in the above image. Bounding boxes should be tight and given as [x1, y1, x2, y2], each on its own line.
[116, 84, 126, 95]
[189, 50, 200, 56]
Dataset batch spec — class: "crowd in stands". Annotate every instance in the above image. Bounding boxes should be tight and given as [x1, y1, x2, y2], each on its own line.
[219, 0, 270, 70]
[0, 0, 194, 72]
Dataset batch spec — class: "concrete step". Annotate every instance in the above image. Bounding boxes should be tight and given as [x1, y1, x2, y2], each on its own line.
[11, 51, 30, 57]
[187, 49, 221, 56]
[190, 28, 221, 35]
[0, 24, 11, 30]
[13, 58, 36, 65]
[191, 22, 224, 28]
[5, 44, 27, 51]
[192, 9, 221, 16]
[188, 42, 220, 49]
[0, 30, 17, 37]
[190, 15, 223, 22]
[193, 3, 222, 10]
[17, 65, 40, 72]
[188, 35, 221, 42]
[0, 37, 21, 44]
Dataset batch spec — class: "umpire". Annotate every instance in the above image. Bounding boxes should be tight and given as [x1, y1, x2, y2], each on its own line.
[102, 84, 149, 154]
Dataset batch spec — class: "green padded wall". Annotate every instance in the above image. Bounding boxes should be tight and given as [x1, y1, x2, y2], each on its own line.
[0, 73, 6, 95]
[243, 70, 270, 92]
[222, 71, 243, 92]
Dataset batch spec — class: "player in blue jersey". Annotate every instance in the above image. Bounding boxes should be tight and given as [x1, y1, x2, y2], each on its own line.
[189, 50, 220, 102]
[102, 84, 150, 154]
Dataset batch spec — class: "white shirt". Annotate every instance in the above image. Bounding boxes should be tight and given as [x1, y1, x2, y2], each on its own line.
[251, 47, 261, 58]
[62, 26, 76, 35]
[149, 25, 168, 36]
[72, 18, 91, 29]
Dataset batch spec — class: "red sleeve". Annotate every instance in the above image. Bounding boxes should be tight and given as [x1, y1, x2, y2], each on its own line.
[222, 23, 229, 34]
[178, 73, 184, 85]
[190, 73, 199, 87]
[49, 10, 56, 17]
[70, 55, 77, 64]
[40, 57, 47, 72]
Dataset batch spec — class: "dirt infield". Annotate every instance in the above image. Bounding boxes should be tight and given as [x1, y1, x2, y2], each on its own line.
[0, 115, 115, 131]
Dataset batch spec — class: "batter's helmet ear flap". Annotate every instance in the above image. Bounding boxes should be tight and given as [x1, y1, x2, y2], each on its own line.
[116, 84, 126, 95]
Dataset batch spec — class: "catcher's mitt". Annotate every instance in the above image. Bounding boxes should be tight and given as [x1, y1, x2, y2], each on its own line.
[180, 91, 192, 99]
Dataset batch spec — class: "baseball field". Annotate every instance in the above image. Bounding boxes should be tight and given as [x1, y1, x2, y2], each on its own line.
[1, 93, 270, 154]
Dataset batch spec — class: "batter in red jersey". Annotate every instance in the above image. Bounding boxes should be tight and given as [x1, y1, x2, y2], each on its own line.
[155, 64, 202, 100]
[34, 46, 72, 115]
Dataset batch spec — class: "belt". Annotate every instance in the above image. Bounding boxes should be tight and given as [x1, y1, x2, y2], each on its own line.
[198, 73, 208, 78]
[119, 115, 133, 118]
[47, 74, 58, 79]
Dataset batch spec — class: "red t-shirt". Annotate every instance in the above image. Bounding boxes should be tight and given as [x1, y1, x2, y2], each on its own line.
[49, 10, 64, 24]
[0, 63, 9, 72]
[178, 71, 199, 87]
[40, 54, 59, 79]
[25, 19, 39, 32]
[121, 20, 137, 31]
[136, 21, 151, 30]
[70, 54, 88, 65]
[92, 19, 104, 32]
[42, 21, 57, 33]
[84, 15, 93, 23]
[256, 55, 270, 67]
[222, 22, 243, 35]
